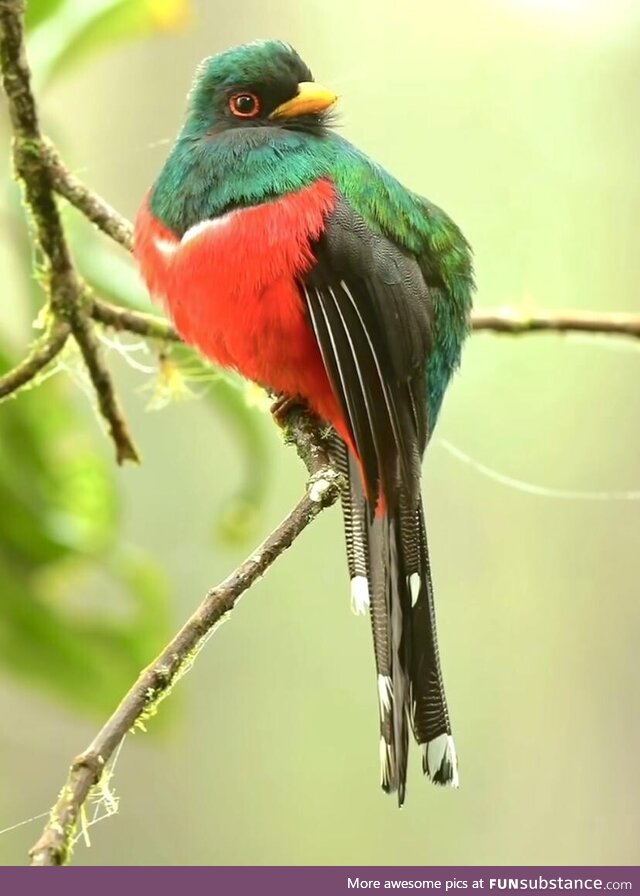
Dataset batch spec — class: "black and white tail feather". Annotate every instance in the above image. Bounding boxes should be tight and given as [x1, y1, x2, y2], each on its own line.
[329, 436, 458, 805]
[300, 194, 460, 805]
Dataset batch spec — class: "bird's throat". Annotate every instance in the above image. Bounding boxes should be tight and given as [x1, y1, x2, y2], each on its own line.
[149, 127, 334, 237]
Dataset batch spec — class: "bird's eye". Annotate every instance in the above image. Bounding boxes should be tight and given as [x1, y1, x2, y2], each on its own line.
[229, 92, 260, 118]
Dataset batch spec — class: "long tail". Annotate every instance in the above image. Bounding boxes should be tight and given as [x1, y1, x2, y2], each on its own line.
[330, 436, 458, 805]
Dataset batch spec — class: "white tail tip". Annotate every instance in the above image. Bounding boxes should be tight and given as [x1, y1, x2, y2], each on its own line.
[409, 573, 421, 607]
[379, 736, 392, 788]
[423, 734, 459, 788]
[350, 576, 370, 615]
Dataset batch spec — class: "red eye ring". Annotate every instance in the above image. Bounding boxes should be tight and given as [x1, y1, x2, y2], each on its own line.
[229, 92, 261, 118]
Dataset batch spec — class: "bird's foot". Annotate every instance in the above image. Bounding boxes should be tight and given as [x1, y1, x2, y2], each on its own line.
[270, 393, 307, 428]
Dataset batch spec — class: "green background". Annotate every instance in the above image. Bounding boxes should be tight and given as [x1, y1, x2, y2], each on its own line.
[1, 0, 639, 866]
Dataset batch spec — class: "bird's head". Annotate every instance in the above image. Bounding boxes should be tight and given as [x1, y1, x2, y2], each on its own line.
[150, 41, 339, 233]
[184, 40, 338, 137]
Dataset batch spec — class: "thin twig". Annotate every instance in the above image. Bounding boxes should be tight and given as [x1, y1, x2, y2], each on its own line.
[0, 320, 69, 399]
[68, 301, 139, 463]
[472, 309, 640, 339]
[91, 297, 180, 342]
[42, 140, 133, 252]
[29, 415, 341, 866]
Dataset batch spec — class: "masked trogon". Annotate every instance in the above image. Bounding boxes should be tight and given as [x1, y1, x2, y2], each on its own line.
[134, 40, 474, 805]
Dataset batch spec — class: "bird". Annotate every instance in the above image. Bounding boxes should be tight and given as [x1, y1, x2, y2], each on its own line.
[134, 40, 474, 806]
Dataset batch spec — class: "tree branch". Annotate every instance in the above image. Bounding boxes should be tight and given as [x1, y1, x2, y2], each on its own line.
[90, 296, 180, 342]
[0, 0, 138, 463]
[472, 308, 640, 339]
[69, 296, 139, 463]
[0, 319, 69, 399]
[42, 140, 134, 252]
[29, 412, 341, 866]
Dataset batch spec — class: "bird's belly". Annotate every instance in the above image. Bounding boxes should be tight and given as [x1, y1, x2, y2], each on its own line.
[135, 180, 342, 427]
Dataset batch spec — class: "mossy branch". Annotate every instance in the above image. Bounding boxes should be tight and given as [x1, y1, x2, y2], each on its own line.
[42, 139, 134, 252]
[90, 296, 180, 342]
[0, 318, 69, 399]
[0, 0, 137, 464]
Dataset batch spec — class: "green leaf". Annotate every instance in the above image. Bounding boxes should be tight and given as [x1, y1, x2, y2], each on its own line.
[25, 0, 67, 33]
[28, 0, 193, 86]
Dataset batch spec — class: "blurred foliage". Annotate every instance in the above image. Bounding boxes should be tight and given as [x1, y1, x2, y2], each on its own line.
[27, 0, 192, 86]
[24, 0, 66, 33]
[0, 344, 168, 710]
[0, 0, 270, 711]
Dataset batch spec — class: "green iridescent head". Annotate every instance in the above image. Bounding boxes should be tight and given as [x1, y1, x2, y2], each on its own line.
[183, 40, 337, 137]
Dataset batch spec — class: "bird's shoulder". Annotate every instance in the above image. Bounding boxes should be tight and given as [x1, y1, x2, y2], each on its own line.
[325, 135, 473, 306]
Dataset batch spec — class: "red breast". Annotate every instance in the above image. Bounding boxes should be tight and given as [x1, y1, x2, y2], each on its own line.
[134, 179, 353, 451]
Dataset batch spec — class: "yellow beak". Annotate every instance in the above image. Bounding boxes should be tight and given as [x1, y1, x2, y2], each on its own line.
[269, 81, 338, 120]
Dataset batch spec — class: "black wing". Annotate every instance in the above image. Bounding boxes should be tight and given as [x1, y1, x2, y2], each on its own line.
[301, 193, 433, 509]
